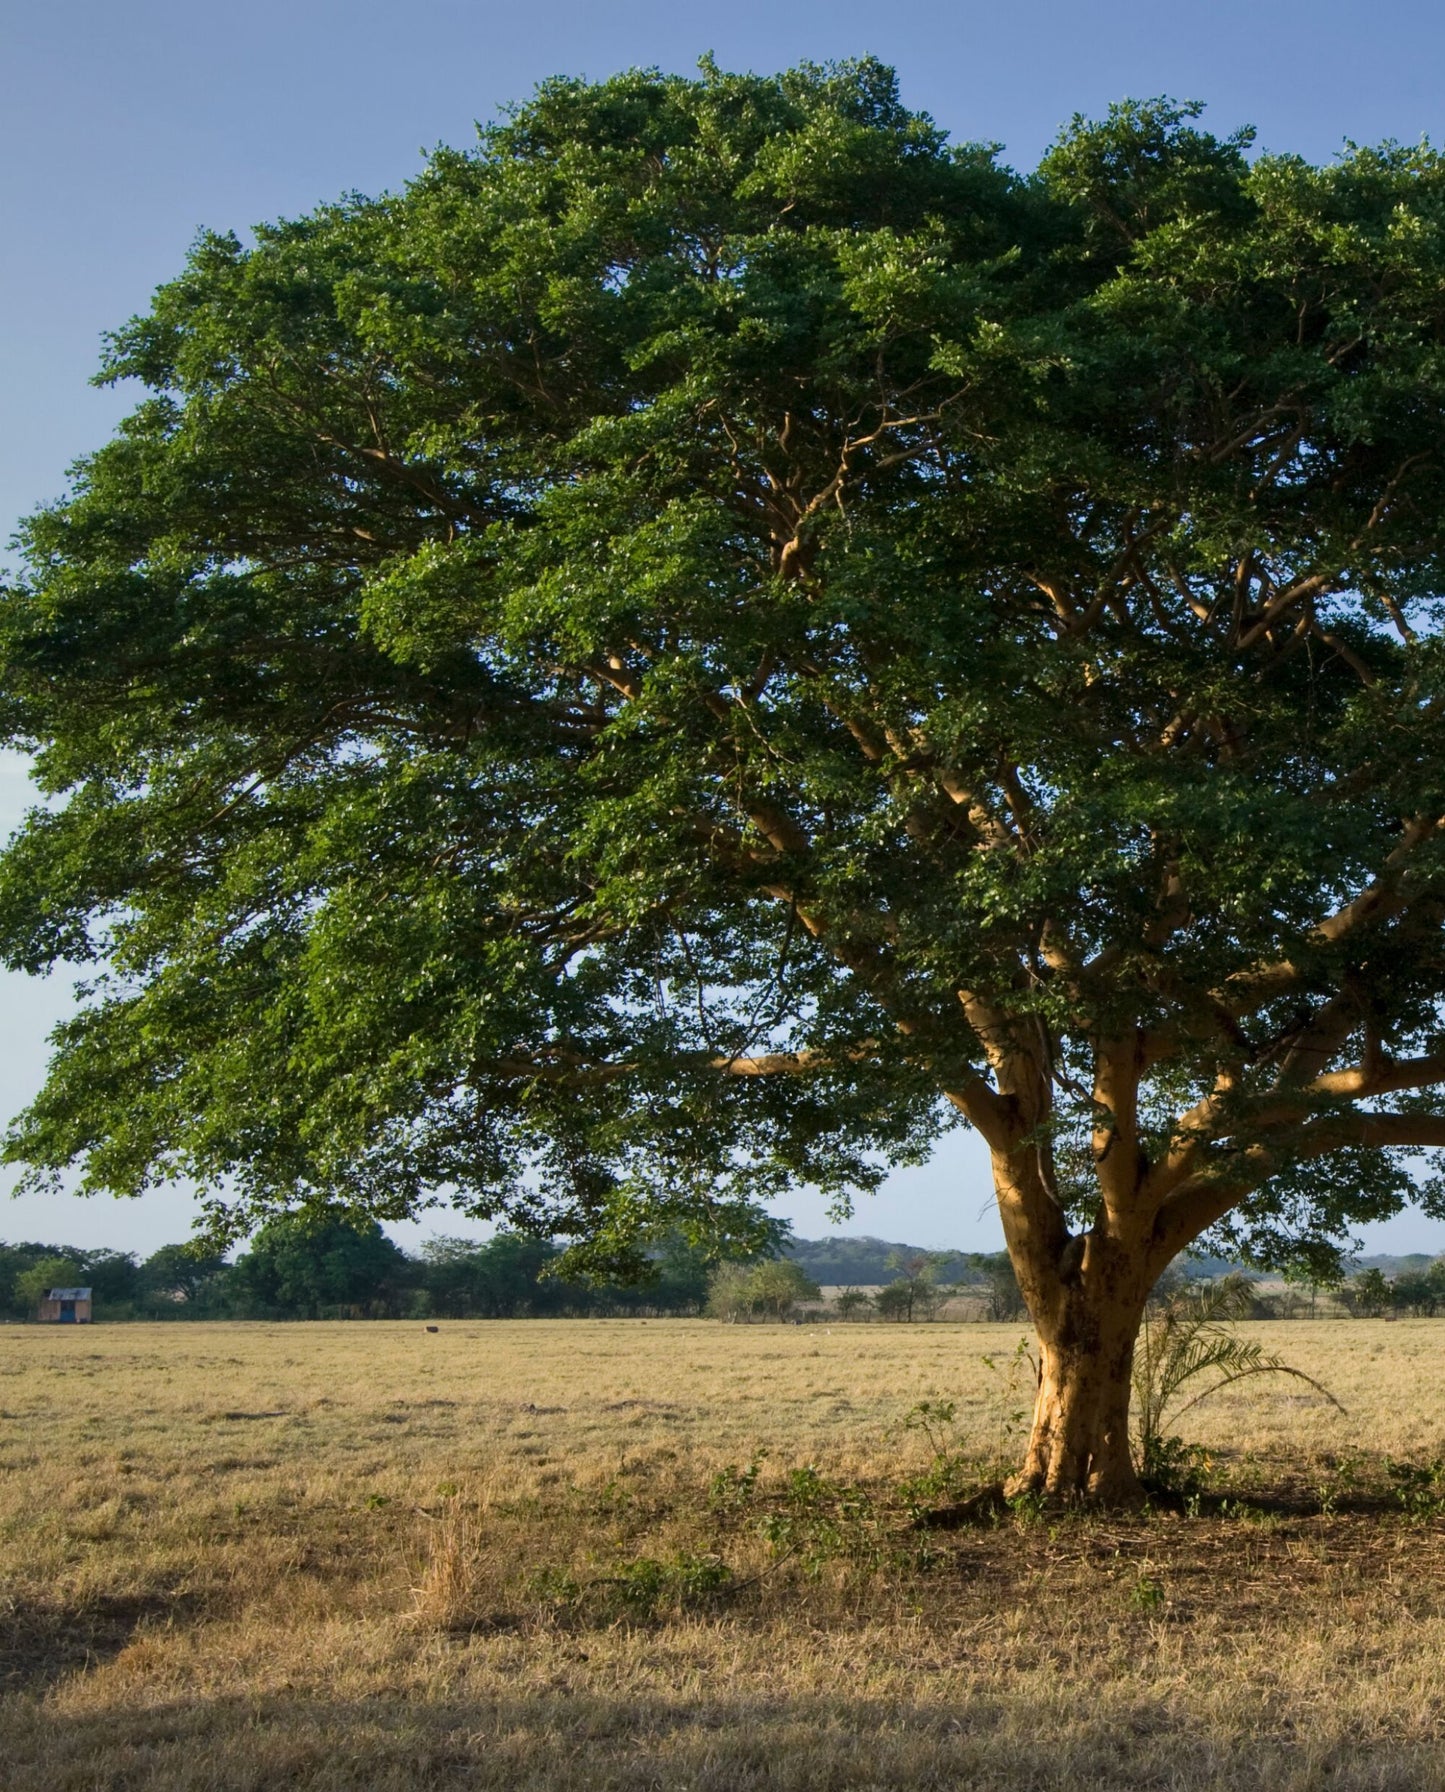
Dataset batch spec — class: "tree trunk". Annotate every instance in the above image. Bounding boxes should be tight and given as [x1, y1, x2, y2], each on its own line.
[968, 1064, 1155, 1505]
[1008, 1318, 1142, 1504]
[1004, 1236, 1148, 1505]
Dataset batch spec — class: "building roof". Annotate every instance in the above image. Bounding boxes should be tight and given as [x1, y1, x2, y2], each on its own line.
[46, 1288, 91, 1301]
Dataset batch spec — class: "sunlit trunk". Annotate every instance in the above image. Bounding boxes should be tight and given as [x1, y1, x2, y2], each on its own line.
[992, 1154, 1149, 1504]
[1008, 1298, 1143, 1503]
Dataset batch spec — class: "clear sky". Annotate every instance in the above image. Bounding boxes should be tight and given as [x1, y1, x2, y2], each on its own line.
[4, 0, 1445, 1257]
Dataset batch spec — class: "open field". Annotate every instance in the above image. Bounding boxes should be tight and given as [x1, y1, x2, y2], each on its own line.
[6, 1318, 1445, 1789]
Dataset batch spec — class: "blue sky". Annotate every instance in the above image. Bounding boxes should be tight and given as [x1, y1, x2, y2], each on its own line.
[4, 0, 1445, 1255]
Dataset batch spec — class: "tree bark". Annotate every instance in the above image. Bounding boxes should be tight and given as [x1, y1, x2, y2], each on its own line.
[994, 1155, 1149, 1505]
[1008, 1301, 1144, 1504]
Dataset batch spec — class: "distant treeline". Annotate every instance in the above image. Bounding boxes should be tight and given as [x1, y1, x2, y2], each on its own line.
[7, 1218, 1440, 1323]
[0, 1218, 722, 1322]
[0, 1219, 1028, 1323]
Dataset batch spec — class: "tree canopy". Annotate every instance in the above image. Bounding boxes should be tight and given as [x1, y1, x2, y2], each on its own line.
[10, 57, 1445, 1494]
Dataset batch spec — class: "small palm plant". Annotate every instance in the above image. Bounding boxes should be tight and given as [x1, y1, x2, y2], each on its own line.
[1132, 1275, 1344, 1484]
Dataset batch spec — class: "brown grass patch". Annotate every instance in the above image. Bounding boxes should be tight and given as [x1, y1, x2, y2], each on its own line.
[5, 1317, 1445, 1788]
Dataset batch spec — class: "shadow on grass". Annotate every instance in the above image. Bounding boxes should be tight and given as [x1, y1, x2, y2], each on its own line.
[0, 1591, 200, 1694]
[3, 1687, 1443, 1792]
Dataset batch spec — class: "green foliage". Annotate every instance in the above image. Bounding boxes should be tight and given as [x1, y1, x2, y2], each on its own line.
[228, 1209, 410, 1318]
[965, 1252, 1025, 1322]
[832, 1286, 872, 1320]
[706, 1257, 820, 1320]
[1138, 1434, 1213, 1500]
[873, 1278, 927, 1321]
[1133, 1277, 1345, 1476]
[418, 1233, 570, 1318]
[7, 57, 1445, 1299]
[139, 1242, 230, 1309]
[0, 1242, 140, 1317]
[529, 1535, 734, 1624]
[895, 1399, 989, 1508]
[1128, 1570, 1167, 1614]
[758, 1466, 891, 1579]
[1348, 1267, 1393, 1318]
[1338, 1257, 1445, 1317]
[1385, 1457, 1445, 1521]
[11, 1255, 79, 1313]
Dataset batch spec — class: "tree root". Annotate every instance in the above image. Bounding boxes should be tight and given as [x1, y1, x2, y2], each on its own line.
[912, 1482, 1009, 1529]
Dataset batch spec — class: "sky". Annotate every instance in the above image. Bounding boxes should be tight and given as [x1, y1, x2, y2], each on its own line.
[4, 0, 1445, 1257]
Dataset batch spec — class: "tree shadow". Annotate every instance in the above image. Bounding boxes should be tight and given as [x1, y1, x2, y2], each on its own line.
[0, 1590, 199, 1694]
[4, 1687, 1442, 1791]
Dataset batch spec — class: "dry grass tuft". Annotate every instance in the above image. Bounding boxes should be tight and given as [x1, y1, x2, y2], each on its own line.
[408, 1495, 489, 1632]
[7, 1317, 1445, 1788]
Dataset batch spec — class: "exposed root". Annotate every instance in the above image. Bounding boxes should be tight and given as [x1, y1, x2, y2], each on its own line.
[912, 1482, 1009, 1529]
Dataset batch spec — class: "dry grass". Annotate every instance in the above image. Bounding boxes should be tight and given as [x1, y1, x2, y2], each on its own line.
[6, 1317, 1445, 1788]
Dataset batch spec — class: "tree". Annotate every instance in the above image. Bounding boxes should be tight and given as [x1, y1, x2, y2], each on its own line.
[10, 61, 1445, 1498]
[78, 1248, 140, 1310]
[1350, 1268, 1393, 1320]
[745, 1259, 822, 1319]
[0, 1243, 84, 1318]
[966, 1252, 1027, 1324]
[873, 1279, 921, 1321]
[833, 1286, 872, 1320]
[139, 1242, 231, 1309]
[229, 1211, 409, 1317]
[704, 1263, 755, 1323]
[13, 1255, 80, 1314]
[705, 1258, 819, 1320]
[876, 1249, 944, 1320]
[1281, 1259, 1344, 1320]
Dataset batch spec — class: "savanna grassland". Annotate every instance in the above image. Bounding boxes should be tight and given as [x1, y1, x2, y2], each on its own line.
[6, 1317, 1445, 1790]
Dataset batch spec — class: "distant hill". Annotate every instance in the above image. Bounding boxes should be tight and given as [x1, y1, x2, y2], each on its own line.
[1351, 1252, 1438, 1278]
[781, 1237, 1443, 1287]
[782, 1235, 986, 1286]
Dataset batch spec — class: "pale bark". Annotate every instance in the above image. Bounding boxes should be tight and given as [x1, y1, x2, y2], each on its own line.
[1001, 1208, 1149, 1505]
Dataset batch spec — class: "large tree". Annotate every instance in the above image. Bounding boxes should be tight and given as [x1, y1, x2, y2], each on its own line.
[8, 60, 1445, 1498]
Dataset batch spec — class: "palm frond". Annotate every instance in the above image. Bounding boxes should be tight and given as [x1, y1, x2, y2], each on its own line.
[1132, 1277, 1344, 1468]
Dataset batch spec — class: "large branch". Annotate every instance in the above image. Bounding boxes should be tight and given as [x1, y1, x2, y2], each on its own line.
[475, 1043, 882, 1085]
[1220, 815, 1445, 1014]
[1147, 1106, 1445, 1273]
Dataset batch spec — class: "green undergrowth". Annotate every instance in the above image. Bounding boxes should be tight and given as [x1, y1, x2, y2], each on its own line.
[409, 1397, 1445, 1632]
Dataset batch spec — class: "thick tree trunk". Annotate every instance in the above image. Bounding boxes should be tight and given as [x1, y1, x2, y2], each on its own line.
[1007, 1307, 1143, 1504]
[994, 1160, 1149, 1504]
[961, 1048, 1157, 1506]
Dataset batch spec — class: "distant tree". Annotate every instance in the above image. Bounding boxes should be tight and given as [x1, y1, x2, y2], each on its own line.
[1281, 1260, 1344, 1319]
[13, 1255, 79, 1314]
[746, 1260, 821, 1319]
[1389, 1270, 1441, 1317]
[706, 1258, 819, 1321]
[140, 1243, 230, 1309]
[833, 1287, 872, 1321]
[963, 1252, 1026, 1323]
[0, 1243, 84, 1318]
[78, 1248, 139, 1310]
[418, 1233, 569, 1318]
[1350, 1267, 1393, 1320]
[0, 1242, 135, 1317]
[704, 1263, 754, 1323]
[230, 1211, 409, 1317]
[877, 1250, 946, 1320]
[873, 1279, 922, 1322]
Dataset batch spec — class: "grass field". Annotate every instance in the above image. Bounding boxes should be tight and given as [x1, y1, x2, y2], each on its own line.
[7, 1317, 1445, 1790]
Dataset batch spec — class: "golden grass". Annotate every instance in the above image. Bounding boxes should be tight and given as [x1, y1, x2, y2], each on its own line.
[6, 1317, 1445, 1789]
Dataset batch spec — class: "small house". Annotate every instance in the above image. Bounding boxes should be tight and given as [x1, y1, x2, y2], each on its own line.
[38, 1287, 92, 1324]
